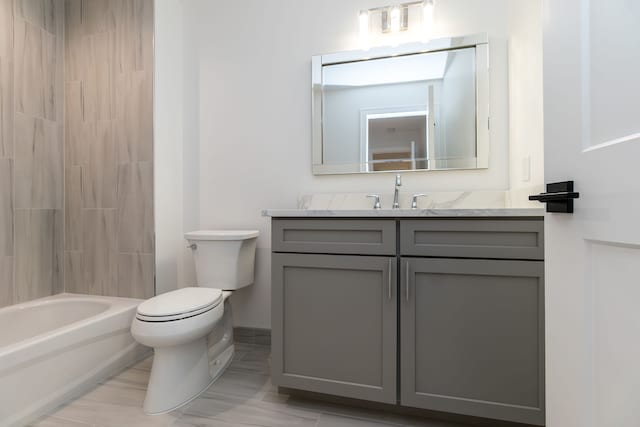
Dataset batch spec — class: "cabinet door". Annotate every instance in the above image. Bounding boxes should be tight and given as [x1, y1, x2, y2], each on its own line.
[400, 258, 545, 426]
[272, 253, 397, 404]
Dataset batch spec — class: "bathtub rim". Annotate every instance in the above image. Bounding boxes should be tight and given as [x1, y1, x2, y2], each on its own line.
[0, 293, 143, 367]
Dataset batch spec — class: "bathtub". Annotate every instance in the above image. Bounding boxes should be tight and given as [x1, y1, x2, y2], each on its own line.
[0, 293, 149, 427]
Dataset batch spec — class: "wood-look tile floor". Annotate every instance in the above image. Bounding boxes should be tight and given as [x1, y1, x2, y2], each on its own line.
[32, 343, 474, 427]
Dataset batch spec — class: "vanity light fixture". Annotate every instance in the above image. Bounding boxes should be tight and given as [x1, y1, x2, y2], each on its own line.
[358, 1, 435, 43]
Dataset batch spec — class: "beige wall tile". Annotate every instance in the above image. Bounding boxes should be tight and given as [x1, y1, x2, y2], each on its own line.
[52, 206, 63, 294]
[118, 253, 154, 298]
[117, 161, 153, 253]
[44, 0, 59, 34]
[14, 3, 62, 121]
[83, 121, 117, 208]
[112, 0, 135, 73]
[0, 0, 13, 159]
[81, 0, 115, 35]
[135, 0, 153, 72]
[0, 0, 13, 58]
[14, 209, 61, 302]
[64, 0, 154, 298]
[113, 0, 153, 73]
[41, 27, 58, 121]
[16, 0, 58, 34]
[16, 0, 44, 29]
[83, 208, 117, 296]
[0, 158, 13, 256]
[14, 18, 45, 118]
[116, 71, 152, 163]
[14, 113, 63, 209]
[0, 256, 13, 307]
[54, 0, 64, 122]
[82, 32, 116, 121]
[65, 166, 82, 250]
[64, 0, 82, 81]
[0, 56, 14, 158]
[64, 81, 86, 165]
[64, 250, 83, 293]
[4, 0, 64, 305]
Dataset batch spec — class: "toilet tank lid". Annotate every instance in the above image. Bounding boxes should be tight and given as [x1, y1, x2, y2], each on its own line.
[185, 230, 259, 241]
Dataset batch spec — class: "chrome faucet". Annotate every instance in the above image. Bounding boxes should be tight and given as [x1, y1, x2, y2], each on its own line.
[393, 174, 402, 209]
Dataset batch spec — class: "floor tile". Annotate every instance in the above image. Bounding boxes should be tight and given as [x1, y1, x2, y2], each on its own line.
[180, 392, 319, 427]
[29, 415, 93, 427]
[35, 342, 479, 427]
[317, 413, 402, 427]
[50, 398, 177, 427]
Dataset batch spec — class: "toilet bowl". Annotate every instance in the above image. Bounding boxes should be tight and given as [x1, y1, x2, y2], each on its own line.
[130, 230, 259, 414]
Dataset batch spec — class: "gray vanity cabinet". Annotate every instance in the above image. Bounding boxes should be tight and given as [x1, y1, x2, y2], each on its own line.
[270, 217, 545, 426]
[400, 257, 545, 425]
[271, 252, 397, 404]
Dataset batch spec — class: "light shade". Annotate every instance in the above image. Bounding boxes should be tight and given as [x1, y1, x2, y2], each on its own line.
[423, 0, 435, 40]
[359, 10, 369, 40]
[390, 6, 401, 33]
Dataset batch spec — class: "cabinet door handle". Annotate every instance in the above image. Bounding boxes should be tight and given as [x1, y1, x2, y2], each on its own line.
[388, 258, 393, 300]
[405, 262, 410, 301]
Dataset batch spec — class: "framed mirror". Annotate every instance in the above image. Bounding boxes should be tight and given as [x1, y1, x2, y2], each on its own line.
[312, 34, 489, 175]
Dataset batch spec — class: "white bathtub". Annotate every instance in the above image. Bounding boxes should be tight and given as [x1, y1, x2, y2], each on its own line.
[0, 293, 149, 427]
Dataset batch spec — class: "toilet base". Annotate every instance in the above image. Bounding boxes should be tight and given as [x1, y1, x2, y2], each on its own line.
[143, 340, 234, 415]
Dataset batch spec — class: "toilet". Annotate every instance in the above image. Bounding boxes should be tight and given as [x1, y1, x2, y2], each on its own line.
[130, 230, 259, 414]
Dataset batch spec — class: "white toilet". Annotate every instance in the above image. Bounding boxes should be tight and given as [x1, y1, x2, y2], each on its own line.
[131, 230, 259, 415]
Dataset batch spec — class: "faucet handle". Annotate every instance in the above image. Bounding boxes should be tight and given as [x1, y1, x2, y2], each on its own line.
[411, 193, 428, 209]
[366, 194, 382, 209]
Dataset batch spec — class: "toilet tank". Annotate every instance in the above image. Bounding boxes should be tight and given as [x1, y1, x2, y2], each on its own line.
[184, 230, 259, 290]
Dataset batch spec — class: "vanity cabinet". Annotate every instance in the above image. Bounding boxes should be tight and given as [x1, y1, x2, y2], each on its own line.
[271, 217, 545, 426]
[400, 257, 544, 425]
[271, 252, 397, 404]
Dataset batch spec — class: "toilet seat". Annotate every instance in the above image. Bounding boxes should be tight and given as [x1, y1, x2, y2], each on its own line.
[136, 287, 223, 322]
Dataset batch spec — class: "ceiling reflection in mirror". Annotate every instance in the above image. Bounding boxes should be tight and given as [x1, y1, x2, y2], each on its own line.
[312, 36, 489, 175]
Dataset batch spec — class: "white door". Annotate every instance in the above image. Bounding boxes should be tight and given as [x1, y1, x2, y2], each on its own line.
[543, 0, 640, 426]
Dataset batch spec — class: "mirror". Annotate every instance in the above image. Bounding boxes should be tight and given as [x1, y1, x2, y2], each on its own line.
[312, 34, 489, 175]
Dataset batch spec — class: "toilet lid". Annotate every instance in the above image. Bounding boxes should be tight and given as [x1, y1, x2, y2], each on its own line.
[137, 287, 223, 318]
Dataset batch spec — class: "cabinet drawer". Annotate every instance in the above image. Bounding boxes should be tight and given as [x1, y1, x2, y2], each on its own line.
[272, 219, 396, 255]
[400, 219, 544, 260]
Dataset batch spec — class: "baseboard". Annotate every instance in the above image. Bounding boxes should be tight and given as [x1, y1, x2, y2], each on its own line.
[233, 327, 271, 345]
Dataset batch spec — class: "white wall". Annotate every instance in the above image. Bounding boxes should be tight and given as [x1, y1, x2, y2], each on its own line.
[157, 0, 543, 328]
[507, 1, 544, 190]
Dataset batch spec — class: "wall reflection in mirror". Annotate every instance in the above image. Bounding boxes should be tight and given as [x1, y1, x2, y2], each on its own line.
[312, 35, 489, 174]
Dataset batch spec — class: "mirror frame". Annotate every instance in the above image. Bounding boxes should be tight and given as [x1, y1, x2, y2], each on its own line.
[312, 33, 490, 175]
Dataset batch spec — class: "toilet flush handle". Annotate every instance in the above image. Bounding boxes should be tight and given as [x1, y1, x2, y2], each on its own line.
[187, 243, 197, 250]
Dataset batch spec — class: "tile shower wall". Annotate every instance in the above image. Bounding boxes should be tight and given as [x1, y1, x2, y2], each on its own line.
[0, 0, 65, 307]
[64, 0, 154, 298]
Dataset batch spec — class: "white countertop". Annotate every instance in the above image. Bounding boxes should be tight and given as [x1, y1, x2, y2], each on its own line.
[262, 208, 545, 218]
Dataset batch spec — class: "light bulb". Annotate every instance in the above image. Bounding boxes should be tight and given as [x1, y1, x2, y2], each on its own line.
[390, 6, 401, 33]
[359, 10, 369, 43]
[423, 0, 435, 40]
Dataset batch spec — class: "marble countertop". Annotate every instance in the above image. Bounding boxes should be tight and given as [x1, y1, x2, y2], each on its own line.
[262, 208, 545, 218]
